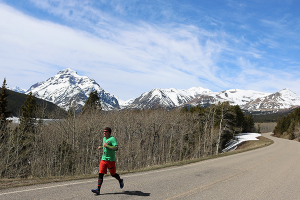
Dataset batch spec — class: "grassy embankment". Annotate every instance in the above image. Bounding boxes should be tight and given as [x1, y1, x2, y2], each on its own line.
[0, 134, 273, 190]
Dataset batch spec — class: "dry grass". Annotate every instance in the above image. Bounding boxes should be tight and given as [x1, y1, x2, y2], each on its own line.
[236, 136, 273, 150]
[0, 135, 273, 190]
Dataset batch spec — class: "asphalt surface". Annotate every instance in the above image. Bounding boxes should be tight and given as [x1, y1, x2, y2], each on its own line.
[1, 132, 300, 200]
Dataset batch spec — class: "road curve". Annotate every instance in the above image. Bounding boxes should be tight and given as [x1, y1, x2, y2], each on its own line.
[1, 132, 300, 200]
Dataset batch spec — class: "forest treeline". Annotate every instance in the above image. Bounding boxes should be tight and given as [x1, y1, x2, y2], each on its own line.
[0, 78, 255, 178]
[250, 109, 296, 123]
[273, 107, 300, 140]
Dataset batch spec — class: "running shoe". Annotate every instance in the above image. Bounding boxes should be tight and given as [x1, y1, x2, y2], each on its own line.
[119, 178, 124, 189]
[91, 188, 100, 195]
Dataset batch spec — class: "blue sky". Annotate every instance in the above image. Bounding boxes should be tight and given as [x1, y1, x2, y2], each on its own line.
[1, 0, 300, 100]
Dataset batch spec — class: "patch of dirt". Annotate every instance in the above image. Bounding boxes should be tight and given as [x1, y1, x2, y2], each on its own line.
[235, 141, 253, 150]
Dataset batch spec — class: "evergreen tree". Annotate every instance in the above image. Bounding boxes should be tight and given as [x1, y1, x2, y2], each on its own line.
[231, 105, 245, 132]
[20, 92, 37, 133]
[0, 78, 11, 177]
[17, 92, 37, 177]
[82, 90, 102, 113]
[181, 106, 189, 113]
[243, 113, 254, 132]
[274, 107, 300, 138]
[0, 78, 9, 129]
[189, 107, 197, 113]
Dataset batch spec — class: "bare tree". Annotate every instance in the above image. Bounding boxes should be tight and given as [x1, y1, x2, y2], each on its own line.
[215, 102, 234, 155]
[293, 122, 300, 142]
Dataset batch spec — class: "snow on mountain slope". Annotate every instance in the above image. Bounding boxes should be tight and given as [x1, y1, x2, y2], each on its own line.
[241, 88, 300, 111]
[213, 89, 271, 105]
[182, 89, 271, 108]
[127, 87, 300, 112]
[118, 98, 135, 109]
[14, 68, 300, 112]
[127, 87, 212, 109]
[26, 68, 119, 111]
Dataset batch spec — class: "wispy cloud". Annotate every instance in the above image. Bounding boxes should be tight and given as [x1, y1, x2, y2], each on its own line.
[1, 1, 229, 98]
[235, 57, 300, 94]
[1, 0, 300, 99]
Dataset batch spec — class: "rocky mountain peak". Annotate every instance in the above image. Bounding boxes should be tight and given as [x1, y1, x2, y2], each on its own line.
[26, 68, 119, 111]
[57, 68, 78, 76]
[127, 87, 216, 109]
[10, 86, 26, 93]
[278, 88, 298, 96]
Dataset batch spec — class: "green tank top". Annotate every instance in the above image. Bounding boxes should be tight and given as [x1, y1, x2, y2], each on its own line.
[102, 136, 118, 161]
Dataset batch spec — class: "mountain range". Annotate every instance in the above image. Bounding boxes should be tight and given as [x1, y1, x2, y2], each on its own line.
[11, 68, 300, 112]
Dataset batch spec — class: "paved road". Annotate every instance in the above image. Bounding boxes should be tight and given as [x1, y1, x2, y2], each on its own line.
[1, 132, 300, 200]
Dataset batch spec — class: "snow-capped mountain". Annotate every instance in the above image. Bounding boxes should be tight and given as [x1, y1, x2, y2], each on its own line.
[26, 68, 119, 111]
[212, 89, 271, 105]
[10, 86, 26, 93]
[183, 89, 271, 108]
[126, 87, 300, 112]
[126, 87, 212, 109]
[241, 89, 300, 112]
[13, 68, 300, 112]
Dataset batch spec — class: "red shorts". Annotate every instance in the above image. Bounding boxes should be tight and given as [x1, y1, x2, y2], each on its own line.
[99, 160, 116, 175]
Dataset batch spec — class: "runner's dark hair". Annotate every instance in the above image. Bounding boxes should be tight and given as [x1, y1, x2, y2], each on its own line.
[104, 127, 111, 133]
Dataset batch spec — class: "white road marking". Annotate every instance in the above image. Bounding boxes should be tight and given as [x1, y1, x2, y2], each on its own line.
[0, 180, 94, 196]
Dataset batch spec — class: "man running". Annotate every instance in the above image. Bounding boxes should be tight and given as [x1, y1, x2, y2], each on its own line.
[92, 127, 124, 195]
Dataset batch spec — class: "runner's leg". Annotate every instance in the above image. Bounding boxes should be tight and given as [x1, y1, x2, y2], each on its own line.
[98, 173, 104, 190]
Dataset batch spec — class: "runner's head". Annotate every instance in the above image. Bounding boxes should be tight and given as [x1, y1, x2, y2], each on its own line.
[104, 127, 111, 138]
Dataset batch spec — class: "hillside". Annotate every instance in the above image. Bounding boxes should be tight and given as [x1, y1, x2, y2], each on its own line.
[273, 106, 300, 140]
[6, 89, 67, 118]
[246, 107, 298, 123]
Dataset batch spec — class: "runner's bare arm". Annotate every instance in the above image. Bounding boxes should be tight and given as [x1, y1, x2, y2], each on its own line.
[104, 142, 118, 151]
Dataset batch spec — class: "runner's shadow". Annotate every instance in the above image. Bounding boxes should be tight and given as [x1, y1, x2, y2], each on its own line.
[104, 190, 150, 196]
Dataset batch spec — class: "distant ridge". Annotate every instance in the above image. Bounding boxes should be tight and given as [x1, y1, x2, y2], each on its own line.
[6, 89, 67, 117]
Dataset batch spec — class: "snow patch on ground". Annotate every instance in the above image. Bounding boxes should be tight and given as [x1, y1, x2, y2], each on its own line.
[7, 117, 57, 124]
[7, 117, 20, 124]
[222, 133, 261, 153]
